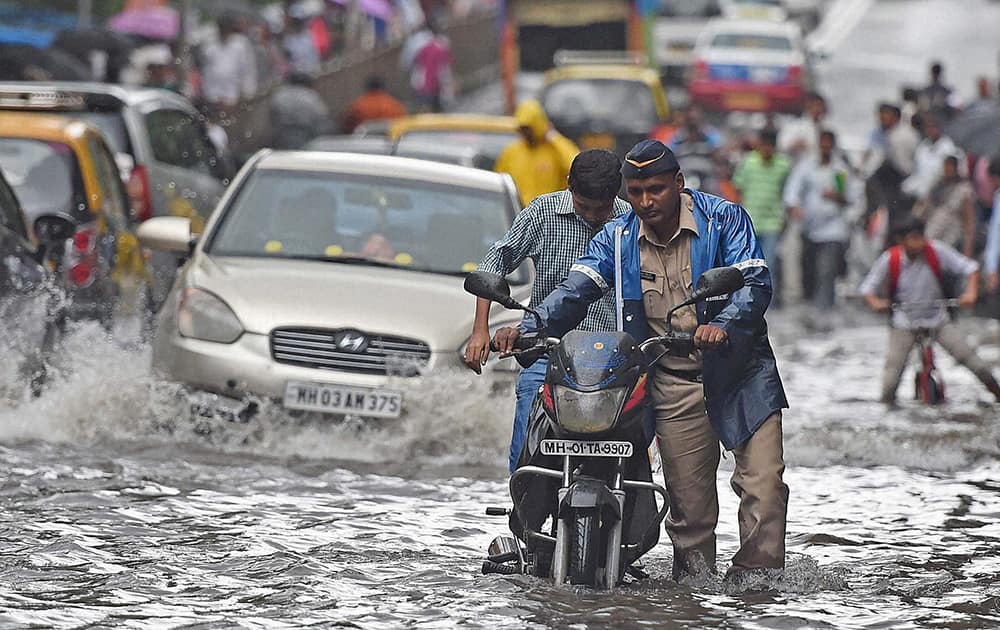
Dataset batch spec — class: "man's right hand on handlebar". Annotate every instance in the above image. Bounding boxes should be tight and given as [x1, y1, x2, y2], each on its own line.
[492, 326, 522, 355]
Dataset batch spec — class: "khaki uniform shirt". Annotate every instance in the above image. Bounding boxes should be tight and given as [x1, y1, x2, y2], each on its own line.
[639, 193, 702, 371]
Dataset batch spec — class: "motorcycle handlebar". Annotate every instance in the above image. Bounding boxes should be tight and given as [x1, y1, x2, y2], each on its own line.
[489, 335, 559, 355]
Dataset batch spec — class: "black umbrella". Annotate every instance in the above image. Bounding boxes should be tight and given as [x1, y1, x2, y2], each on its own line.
[946, 106, 1000, 157]
[198, 0, 265, 22]
[51, 28, 139, 83]
[0, 44, 91, 81]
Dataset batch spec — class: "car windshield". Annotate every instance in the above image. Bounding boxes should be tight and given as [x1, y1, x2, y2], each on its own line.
[0, 173, 27, 239]
[542, 79, 659, 131]
[711, 32, 793, 50]
[207, 169, 527, 282]
[0, 138, 87, 223]
[396, 130, 516, 164]
[65, 111, 132, 156]
[658, 0, 718, 17]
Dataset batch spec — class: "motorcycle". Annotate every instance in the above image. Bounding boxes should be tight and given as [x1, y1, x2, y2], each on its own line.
[464, 266, 745, 588]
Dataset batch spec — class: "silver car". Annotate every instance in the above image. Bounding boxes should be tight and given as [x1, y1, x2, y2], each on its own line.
[0, 82, 235, 304]
[138, 151, 529, 420]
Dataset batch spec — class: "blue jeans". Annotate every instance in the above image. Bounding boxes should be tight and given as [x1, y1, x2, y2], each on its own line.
[511, 358, 548, 472]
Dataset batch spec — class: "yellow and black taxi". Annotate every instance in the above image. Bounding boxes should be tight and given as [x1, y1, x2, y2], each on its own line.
[388, 114, 519, 170]
[539, 51, 671, 156]
[0, 112, 152, 333]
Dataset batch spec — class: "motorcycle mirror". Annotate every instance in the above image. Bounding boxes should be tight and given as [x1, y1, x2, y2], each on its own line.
[693, 266, 745, 300]
[669, 266, 746, 315]
[33, 214, 76, 245]
[464, 271, 522, 310]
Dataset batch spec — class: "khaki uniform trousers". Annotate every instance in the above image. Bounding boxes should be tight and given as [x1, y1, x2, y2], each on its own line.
[652, 371, 789, 579]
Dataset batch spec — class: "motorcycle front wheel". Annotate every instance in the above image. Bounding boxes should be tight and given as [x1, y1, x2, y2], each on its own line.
[568, 508, 602, 586]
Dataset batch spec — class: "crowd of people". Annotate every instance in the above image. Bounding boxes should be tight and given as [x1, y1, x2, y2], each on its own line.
[130, 0, 481, 151]
[649, 63, 1000, 335]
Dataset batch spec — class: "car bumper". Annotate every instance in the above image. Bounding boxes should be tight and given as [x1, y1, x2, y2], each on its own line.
[153, 328, 517, 411]
[688, 81, 806, 113]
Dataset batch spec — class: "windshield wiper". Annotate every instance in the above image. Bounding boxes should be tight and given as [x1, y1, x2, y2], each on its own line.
[277, 254, 404, 269]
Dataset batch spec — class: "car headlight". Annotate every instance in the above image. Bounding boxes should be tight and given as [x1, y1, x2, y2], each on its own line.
[177, 288, 243, 343]
[553, 386, 628, 434]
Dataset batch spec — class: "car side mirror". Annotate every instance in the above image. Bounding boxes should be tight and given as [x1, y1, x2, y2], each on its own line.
[33, 214, 76, 245]
[137, 216, 195, 254]
[464, 271, 521, 310]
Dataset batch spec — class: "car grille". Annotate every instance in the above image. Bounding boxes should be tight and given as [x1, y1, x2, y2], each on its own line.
[270, 328, 431, 376]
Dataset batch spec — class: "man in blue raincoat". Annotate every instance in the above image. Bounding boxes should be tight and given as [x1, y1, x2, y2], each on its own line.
[493, 140, 789, 582]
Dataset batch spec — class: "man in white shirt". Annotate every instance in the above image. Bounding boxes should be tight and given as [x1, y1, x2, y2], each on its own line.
[200, 15, 259, 107]
[777, 92, 826, 165]
[902, 114, 965, 200]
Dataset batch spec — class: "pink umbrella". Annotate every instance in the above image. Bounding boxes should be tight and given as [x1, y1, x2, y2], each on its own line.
[109, 6, 180, 41]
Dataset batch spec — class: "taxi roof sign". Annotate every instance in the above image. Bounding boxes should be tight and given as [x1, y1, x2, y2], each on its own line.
[553, 49, 647, 67]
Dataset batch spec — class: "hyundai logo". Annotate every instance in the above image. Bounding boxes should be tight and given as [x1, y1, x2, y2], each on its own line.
[335, 330, 369, 353]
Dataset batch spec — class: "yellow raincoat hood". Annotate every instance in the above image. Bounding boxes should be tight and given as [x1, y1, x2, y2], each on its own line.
[514, 99, 551, 140]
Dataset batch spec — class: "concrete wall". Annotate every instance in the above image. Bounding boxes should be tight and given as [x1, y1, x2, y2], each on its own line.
[221, 12, 500, 158]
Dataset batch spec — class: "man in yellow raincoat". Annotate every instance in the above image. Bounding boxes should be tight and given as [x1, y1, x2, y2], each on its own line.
[495, 99, 579, 206]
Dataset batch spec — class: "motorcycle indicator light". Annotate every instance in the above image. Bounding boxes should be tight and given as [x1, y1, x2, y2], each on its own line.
[541, 383, 556, 417]
[622, 374, 647, 416]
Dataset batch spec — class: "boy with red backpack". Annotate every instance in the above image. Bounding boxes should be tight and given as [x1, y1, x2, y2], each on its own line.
[859, 216, 1000, 404]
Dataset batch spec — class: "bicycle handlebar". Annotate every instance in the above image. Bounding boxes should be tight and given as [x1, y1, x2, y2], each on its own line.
[892, 299, 961, 310]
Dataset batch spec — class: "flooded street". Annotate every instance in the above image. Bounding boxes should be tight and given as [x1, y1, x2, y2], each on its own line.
[0, 310, 998, 629]
[1, 0, 999, 627]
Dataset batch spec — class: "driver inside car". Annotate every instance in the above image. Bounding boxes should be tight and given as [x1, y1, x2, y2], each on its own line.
[492, 140, 789, 587]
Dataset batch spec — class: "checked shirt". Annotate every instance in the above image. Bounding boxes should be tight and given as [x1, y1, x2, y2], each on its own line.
[478, 190, 630, 332]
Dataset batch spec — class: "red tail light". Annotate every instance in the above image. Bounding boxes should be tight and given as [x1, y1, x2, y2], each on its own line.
[127, 164, 153, 222]
[69, 262, 94, 286]
[541, 383, 556, 418]
[787, 65, 803, 85]
[65, 223, 99, 288]
[692, 59, 710, 82]
[72, 229, 93, 253]
[622, 374, 648, 416]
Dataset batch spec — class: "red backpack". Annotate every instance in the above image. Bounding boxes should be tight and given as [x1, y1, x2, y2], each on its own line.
[887, 242, 943, 299]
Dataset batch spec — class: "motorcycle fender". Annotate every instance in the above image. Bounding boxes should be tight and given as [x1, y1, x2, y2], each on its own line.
[558, 478, 622, 521]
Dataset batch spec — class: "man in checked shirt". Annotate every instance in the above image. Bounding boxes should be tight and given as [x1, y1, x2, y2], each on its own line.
[464, 149, 631, 472]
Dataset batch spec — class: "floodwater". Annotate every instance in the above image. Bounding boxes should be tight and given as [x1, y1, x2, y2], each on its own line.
[0, 309, 998, 629]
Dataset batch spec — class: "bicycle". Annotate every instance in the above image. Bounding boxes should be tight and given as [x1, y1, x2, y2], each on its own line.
[891, 299, 960, 406]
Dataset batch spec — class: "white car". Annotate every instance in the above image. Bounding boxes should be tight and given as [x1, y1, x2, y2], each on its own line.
[721, 0, 822, 28]
[138, 151, 529, 421]
[688, 18, 815, 114]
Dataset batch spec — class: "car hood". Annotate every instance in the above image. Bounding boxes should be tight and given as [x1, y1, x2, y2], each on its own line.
[186, 256, 527, 351]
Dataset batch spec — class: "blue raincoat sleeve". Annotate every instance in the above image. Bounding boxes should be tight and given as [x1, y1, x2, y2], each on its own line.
[522, 224, 616, 337]
[708, 204, 772, 341]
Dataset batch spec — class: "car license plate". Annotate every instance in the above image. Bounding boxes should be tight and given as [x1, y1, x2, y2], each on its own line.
[580, 132, 615, 150]
[540, 440, 633, 458]
[283, 381, 403, 418]
[723, 92, 768, 111]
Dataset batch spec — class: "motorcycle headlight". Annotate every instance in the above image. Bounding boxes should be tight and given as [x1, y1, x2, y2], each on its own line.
[553, 386, 628, 434]
[177, 288, 243, 343]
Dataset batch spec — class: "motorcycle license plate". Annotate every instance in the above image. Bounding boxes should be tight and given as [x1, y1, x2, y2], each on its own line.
[540, 440, 633, 458]
[283, 381, 403, 418]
